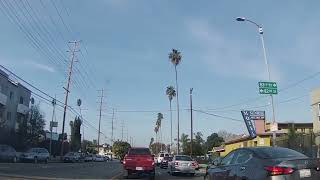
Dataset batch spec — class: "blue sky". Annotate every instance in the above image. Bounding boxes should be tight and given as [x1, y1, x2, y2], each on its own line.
[1, 0, 320, 146]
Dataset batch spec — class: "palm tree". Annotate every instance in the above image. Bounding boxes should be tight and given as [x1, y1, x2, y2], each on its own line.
[157, 113, 164, 151]
[169, 49, 182, 154]
[166, 86, 176, 150]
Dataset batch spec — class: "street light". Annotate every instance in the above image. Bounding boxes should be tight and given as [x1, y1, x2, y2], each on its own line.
[236, 17, 277, 147]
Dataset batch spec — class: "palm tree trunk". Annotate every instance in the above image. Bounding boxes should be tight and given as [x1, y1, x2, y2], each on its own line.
[174, 65, 180, 155]
[169, 100, 172, 152]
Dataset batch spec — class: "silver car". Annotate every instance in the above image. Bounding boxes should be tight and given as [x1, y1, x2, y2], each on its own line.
[20, 148, 49, 163]
[206, 147, 320, 180]
[0, 144, 18, 163]
[168, 155, 197, 176]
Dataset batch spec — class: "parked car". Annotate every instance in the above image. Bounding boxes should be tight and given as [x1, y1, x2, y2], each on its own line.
[63, 152, 82, 163]
[20, 148, 49, 163]
[205, 147, 320, 180]
[84, 154, 94, 162]
[0, 144, 18, 163]
[122, 147, 155, 179]
[94, 155, 105, 162]
[168, 155, 197, 176]
[160, 156, 172, 169]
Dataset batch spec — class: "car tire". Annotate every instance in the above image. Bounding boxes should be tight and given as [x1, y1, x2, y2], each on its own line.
[190, 173, 195, 177]
[34, 157, 38, 164]
[45, 158, 49, 164]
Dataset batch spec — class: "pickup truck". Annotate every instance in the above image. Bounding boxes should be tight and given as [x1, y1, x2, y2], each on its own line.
[122, 147, 155, 179]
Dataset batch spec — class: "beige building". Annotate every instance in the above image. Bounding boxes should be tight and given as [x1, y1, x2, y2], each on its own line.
[311, 88, 320, 133]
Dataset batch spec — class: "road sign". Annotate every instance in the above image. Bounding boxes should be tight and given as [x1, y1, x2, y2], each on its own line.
[248, 111, 265, 120]
[241, 111, 257, 138]
[50, 121, 58, 128]
[258, 81, 278, 95]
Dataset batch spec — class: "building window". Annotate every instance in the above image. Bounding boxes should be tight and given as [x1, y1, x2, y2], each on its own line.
[7, 112, 11, 121]
[19, 97, 23, 104]
[9, 91, 13, 100]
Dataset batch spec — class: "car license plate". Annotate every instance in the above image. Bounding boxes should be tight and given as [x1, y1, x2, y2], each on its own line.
[136, 167, 143, 170]
[182, 163, 188, 166]
[299, 169, 311, 178]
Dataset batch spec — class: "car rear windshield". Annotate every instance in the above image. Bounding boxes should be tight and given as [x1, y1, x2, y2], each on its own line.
[175, 156, 192, 161]
[129, 148, 151, 155]
[256, 148, 307, 159]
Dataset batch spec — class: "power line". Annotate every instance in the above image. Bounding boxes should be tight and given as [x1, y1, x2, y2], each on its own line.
[193, 109, 243, 122]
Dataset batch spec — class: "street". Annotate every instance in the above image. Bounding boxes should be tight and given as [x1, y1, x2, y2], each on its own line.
[0, 161, 205, 180]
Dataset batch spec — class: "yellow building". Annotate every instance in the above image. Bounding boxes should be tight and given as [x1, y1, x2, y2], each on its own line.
[220, 133, 272, 157]
[217, 122, 313, 157]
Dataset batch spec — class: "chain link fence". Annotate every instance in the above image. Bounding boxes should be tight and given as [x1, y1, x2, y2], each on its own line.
[275, 133, 319, 158]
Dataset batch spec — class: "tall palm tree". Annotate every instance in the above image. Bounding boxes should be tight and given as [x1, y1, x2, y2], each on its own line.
[169, 49, 182, 154]
[166, 86, 176, 150]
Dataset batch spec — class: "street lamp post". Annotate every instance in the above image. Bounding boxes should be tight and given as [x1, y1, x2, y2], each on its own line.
[236, 17, 277, 147]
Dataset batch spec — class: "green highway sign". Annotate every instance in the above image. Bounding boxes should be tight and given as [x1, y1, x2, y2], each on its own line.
[258, 81, 278, 95]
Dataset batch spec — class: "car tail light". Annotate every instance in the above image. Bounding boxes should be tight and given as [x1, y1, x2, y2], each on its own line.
[264, 166, 294, 176]
[191, 162, 196, 166]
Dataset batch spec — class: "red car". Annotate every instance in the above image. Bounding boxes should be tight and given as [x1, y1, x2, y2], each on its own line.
[122, 147, 155, 179]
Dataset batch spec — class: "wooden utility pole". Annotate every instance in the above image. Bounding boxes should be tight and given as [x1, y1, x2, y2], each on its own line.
[60, 41, 79, 159]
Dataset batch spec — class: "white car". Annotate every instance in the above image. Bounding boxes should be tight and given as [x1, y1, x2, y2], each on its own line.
[94, 155, 105, 162]
[157, 152, 169, 164]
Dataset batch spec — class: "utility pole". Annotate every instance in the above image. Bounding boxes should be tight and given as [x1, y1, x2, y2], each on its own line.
[49, 96, 56, 157]
[60, 41, 79, 159]
[190, 88, 193, 157]
[121, 119, 124, 141]
[97, 89, 104, 151]
[111, 108, 114, 145]
[126, 127, 129, 142]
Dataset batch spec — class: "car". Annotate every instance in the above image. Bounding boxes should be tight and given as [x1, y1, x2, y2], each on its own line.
[122, 147, 155, 179]
[20, 148, 49, 163]
[84, 154, 94, 162]
[94, 155, 105, 162]
[168, 155, 197, 176]
[160, 156, 172, 169]
[0, 144, 18, 163]
[206, 147, 320, 180]
[103, 155, 110, 161]
[157, 152, 169, 165]
[63, 152, 82, 163]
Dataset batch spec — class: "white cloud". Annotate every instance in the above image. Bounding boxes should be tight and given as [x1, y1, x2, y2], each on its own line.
[185, 18, 283, 82]
[28, 61, 55, 73]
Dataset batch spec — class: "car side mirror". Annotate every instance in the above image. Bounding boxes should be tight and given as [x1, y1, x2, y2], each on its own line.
[213, 158, 222, 166]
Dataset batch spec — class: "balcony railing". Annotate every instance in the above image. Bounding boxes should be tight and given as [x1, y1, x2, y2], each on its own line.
[17, 104, 29, 115]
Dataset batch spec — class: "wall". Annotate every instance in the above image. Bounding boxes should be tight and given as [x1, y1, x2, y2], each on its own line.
[221, 136, 271, 157]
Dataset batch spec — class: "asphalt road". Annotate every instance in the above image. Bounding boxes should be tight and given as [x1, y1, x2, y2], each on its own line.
[0, 161, 205, 180]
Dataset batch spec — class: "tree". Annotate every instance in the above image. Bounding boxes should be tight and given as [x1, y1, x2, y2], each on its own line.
[69, 116, 82, 151]
[150, 142, 166, 155]
[166, 86, 176, 148]
[180, 133, 190, 154]
[112, 140, 131, 159]
[217, 130, 238, 142]
[169, 48, 182, 154]
[288, 123, 298, 148]
[205, 133, 224, 152]
[15, 104, 46, 150]
[149, 137, 154, 149]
